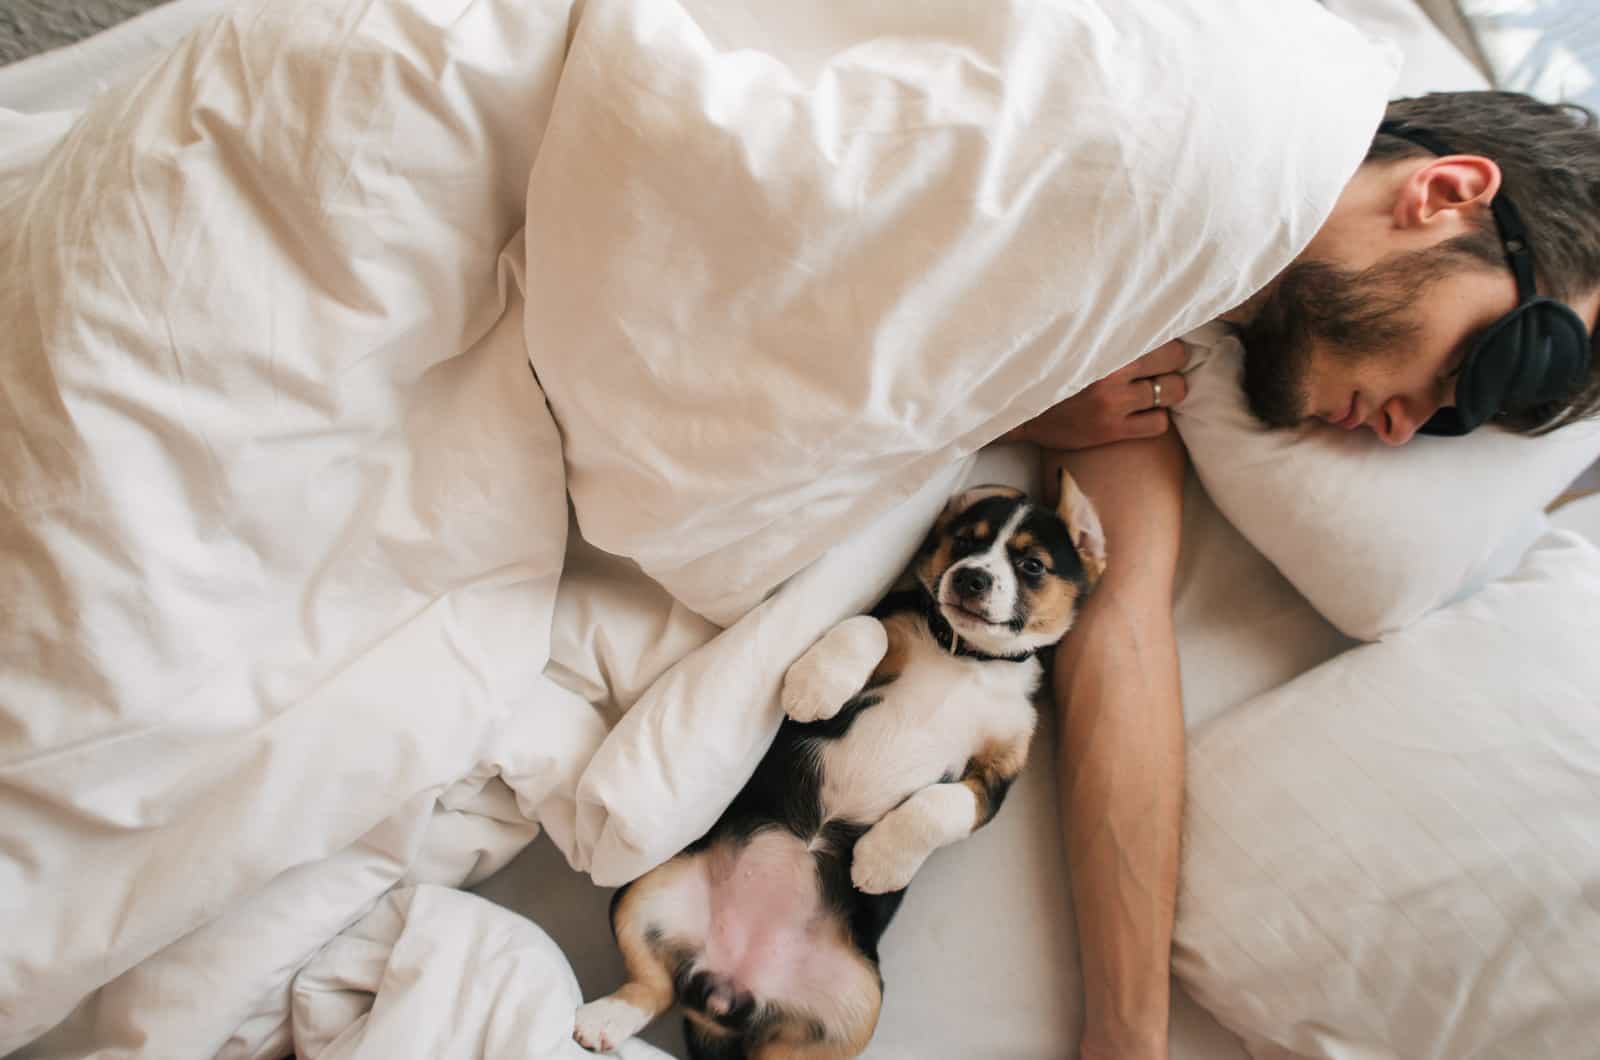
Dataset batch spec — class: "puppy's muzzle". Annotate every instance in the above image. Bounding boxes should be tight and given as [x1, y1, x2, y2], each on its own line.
[951, 567, 992, 600]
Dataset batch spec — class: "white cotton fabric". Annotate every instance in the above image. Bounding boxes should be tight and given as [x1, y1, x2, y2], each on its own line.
[1, 0, 582, 1052]
[1173, 323, 1600, 640]
[1552, 490, 1600, 541]
[493, 443, 1357, 1060]
[1173, 527, 1600, 1060]
[1324, 0, 1492, 94]
[524, 0, 1398, 625]
[289, 885, 670, 1060]
[1, 0, 1399, 1054]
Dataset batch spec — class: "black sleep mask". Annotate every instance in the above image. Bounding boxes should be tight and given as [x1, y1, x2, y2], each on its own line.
[1377, 121, 1590, 436]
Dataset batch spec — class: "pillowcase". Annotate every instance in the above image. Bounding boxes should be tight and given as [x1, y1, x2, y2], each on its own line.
[1323, 0, 1492, 95]
[521, 0, 1398, 626]
[1173, 325, 1600, 639]
[1552, 489, 1600, 541]
[1173, 525, 1600, 1060]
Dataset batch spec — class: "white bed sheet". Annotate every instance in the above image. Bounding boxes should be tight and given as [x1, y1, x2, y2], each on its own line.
[478, 446, 1353, 1060]
[0, 6, 1296, 1057]
[0, 2, 1536, 1059]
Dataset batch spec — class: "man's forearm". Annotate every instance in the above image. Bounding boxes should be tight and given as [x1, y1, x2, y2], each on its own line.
[1047, 436, 1186, 1059]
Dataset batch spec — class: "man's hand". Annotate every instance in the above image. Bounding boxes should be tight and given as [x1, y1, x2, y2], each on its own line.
[1002, 341, 1190, 451]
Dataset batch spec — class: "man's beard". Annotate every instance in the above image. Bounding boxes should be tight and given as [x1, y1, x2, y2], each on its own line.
[1239, 232, 1503, 427]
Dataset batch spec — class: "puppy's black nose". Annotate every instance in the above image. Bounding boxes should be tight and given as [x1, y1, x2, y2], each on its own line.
[952, 567, 992, 598]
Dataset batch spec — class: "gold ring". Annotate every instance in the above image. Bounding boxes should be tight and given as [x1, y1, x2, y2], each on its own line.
[1151, 378, 1163, 408]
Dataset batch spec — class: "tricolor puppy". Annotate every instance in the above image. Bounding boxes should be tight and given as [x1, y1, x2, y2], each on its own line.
[574, 469, 1106, 1060]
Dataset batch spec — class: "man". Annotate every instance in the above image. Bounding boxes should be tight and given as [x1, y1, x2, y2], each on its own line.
[1006, 90, 1600, 1059]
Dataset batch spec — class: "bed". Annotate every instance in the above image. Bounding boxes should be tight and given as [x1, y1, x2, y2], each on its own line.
[3, 2, 1598, 1059]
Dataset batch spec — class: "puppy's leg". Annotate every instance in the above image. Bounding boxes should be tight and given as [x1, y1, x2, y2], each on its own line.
[750, 1040, 868, 1060]
[749, 933, 883, 1060]
[683, 1012, 745, 1060]
[781, 616, 888, 723]
[851, 735, 1031, 894]
[747, 993, 881, 1060]
[574, 859, 701, 1053]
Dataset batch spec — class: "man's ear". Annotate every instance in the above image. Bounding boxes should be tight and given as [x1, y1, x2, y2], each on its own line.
[1394, 154, 1502, 229]
[1055, 467, 1107, 585]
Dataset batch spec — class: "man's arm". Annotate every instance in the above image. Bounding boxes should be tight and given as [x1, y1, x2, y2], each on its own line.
[1046, 431, 1187, 1060]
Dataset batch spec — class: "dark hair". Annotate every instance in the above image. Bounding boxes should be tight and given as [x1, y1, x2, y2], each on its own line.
[1369, 91, 1600, 433]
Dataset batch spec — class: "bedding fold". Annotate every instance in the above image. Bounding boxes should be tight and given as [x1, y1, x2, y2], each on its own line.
[1, 0, 1400, 1054]
[2, 0, 578, 1050]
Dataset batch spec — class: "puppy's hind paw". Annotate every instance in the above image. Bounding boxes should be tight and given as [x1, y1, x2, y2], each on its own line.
[850, 823, 926, 895]
[573, 996, 650, 1054]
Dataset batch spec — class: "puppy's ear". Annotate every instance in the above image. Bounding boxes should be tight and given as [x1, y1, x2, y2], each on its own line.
[942, 484, 1025, 519]
[1056, 467, 1106, 585]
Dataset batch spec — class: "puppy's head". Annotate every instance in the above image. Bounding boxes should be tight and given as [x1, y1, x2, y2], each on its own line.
[913, 468, 1106, 657]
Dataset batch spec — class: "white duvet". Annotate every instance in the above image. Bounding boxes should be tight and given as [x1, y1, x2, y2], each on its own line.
[0, 0, 1394, 1054]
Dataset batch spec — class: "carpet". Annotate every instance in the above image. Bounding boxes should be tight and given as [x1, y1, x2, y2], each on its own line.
[0, 0, 173, 64]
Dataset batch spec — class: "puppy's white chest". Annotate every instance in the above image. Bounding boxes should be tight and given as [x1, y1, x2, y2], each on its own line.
[816, 632, 1037, 825]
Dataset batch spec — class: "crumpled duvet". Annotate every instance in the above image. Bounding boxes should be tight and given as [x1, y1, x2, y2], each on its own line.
[0, 0, 1393, 1054]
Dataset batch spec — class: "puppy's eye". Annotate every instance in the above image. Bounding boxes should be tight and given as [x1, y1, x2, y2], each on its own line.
[1018, 557, 1045, 576]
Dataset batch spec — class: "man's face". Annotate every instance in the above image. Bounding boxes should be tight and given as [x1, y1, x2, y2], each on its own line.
[1239, 238, 1520, 446]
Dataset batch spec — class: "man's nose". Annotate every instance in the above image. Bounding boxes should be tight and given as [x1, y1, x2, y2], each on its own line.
[1371, 396, 1426, 446]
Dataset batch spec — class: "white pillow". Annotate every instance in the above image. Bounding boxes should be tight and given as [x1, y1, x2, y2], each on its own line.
[1173, 526, 1600, 1060]
[1552, 490, 1600, 541]
[1323, 0, 1492, 95]
[1173, 325, 1600, 639]
[521, 0, 1397, 625]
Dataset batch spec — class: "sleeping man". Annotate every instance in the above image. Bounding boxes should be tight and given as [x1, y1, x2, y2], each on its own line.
[1015, 90, 1600, 1060]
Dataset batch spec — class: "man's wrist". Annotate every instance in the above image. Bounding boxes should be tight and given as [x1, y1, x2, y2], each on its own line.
[1079, 1024, 1169, 1060]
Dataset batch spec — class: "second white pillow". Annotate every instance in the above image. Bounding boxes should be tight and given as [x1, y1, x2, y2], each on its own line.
[1174, 324, 1600, 640]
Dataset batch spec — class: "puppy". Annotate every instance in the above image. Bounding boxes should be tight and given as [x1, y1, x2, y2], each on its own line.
[574, 468, 1106, 1060]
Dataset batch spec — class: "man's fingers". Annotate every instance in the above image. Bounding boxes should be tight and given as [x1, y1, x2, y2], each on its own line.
[1145, 341, 1196, 377]
[1126, 340, 1189, 379]
[1014, 351, 1188, 451]
[1114, 370, 1188, 416]
[1124, 408, 1171, 439]
[1148, 371, 1189, 409]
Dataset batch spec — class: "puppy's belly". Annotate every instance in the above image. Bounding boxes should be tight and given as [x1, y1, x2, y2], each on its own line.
[697, 830, 861, 1006]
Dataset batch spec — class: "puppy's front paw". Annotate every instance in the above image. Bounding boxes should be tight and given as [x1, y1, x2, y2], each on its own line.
[573, 996, 650, 1054]
[782, 616, 886, 724]
[781, 653, 856, 724]
[851, 820, 927, 895]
